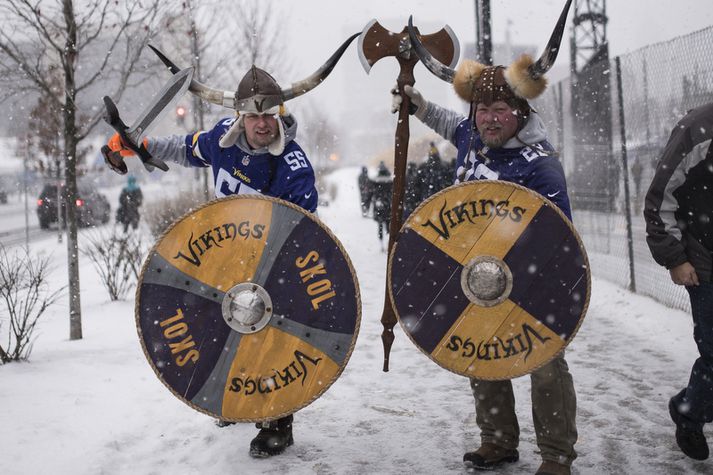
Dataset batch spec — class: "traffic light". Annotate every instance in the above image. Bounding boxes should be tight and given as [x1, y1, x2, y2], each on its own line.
[176, 105, 186, 125]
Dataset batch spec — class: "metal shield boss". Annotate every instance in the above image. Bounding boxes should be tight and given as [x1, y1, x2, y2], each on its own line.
[136, 196, 361, 422]
[388, 181, 590, 380]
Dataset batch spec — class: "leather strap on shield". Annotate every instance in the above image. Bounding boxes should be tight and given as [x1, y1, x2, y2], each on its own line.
[388, 181, 590, 380]
[136, 195, 361, 422]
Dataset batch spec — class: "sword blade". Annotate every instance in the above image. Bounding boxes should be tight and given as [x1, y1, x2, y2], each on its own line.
[126, 67, 194, 143]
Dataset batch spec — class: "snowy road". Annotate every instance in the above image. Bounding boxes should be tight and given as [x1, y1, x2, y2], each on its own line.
[0, 167, 710, 474]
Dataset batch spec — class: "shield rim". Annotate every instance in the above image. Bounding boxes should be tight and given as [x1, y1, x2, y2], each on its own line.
[387, 179, 591, 380]
[135, 194, 362, 422]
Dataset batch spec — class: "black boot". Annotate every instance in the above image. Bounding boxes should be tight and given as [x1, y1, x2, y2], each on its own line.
[463, 443, 519, 470]
[669, 397, 709, 460]
[249, 415, 294, 458]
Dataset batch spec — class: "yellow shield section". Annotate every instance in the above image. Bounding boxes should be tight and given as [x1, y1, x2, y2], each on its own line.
[431, 302, 565, 379]
[407, 181, 543, 265]
[153, 199, 272, 290]
[221, 327, 340, 420]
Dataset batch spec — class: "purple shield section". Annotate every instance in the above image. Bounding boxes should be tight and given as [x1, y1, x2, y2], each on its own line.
[138, 282, 231, 401]
[262, 218, 358, 335]
[504, 205, 588, 340]
[390, 227, 470, 354]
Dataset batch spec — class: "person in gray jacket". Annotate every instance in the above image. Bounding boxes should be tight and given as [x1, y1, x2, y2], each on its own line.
[644, 102, 713, 461]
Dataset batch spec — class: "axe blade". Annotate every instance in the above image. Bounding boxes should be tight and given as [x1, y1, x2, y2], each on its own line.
[358, 19, 404, 74]
[421, 25, 460, 70]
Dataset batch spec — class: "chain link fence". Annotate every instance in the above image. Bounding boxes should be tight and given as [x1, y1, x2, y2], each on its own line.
[535, 26, 713, 312]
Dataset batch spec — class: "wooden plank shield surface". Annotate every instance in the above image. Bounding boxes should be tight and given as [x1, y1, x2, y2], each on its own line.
[136, 195, 360, 422]
[388, 181, 590, 380]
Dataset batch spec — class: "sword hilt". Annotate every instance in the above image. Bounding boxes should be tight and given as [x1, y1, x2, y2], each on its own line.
[102, 96, 169, 173]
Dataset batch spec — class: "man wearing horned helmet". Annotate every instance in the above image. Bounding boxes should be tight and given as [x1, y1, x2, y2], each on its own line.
[104, 34, 357, 458]
[394, 2, 577, 474]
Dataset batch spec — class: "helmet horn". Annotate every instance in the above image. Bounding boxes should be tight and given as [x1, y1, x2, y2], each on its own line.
[407, 16, 455, 83]
[148, 44, 235, 109]
[280, 32, 360, 101]
[528, 0, 573, 79]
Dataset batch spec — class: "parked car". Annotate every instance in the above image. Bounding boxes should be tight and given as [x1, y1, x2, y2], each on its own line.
[37, 182, 111, 229]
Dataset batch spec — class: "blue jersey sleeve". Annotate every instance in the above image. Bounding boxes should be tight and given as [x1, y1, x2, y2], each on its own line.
[269, 144, 318, 212]
[184, 118, 234, 167]
[525, 156, 572, 220]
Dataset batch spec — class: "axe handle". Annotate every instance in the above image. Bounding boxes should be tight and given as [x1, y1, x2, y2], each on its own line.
[381, 58, 417, 372]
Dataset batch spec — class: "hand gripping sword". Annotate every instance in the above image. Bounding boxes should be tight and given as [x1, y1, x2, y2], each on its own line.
[101, 66, 194, 174]
[358, 19, 459, 371]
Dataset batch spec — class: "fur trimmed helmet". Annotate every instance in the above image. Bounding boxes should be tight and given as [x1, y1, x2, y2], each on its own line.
[408, 0, 572, 114]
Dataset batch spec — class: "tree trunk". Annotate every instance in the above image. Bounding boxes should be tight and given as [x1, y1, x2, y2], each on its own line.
[186, 0, 210, 200]
[63, 0, 82, 340]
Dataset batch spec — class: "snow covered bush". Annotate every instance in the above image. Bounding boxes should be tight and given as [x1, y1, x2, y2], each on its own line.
[81, 228, 145, 301]
[0, 245, 64, 364]
[143, 188, 204, 238]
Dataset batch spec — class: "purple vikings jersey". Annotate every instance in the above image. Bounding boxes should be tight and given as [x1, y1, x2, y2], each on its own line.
[184, 117, 318, 212]
[453, 119, 572, 221]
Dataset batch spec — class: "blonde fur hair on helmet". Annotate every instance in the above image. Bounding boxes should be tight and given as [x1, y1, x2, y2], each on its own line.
[505, 54, 548, 100]
[453, 61, 487, 102]
[452, 55, 548, 105]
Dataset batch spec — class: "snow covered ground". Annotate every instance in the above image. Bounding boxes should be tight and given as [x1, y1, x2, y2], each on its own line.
[0, 167, 710, 474]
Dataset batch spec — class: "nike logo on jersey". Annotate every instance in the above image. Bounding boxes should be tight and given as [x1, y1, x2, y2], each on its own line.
[304, 192, 313, 199]
[547, 191, 560, 198]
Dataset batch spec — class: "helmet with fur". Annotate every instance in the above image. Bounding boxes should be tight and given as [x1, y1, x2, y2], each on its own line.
[408, 0, 572, 118]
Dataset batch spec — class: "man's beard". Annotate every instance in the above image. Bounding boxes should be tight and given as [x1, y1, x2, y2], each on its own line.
[477, 124, 507, 148]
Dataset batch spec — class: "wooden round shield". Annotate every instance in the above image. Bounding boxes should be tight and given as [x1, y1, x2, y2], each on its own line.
[388, 180, 590, 380]
[136, 195, 361, 422]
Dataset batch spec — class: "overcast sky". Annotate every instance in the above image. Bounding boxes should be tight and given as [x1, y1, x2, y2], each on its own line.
[281, 0, 713, 64]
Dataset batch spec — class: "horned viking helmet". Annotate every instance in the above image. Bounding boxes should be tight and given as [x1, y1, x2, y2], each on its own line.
[148, 33, 358, 153]
[408, 0, 572, 118]
[150, 32, 358, 113]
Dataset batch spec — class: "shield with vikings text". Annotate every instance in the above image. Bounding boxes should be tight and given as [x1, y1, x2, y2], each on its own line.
[388, 180, 590, 380]
[136, 195, 360, 422]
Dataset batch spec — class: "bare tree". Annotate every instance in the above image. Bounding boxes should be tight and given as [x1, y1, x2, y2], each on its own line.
[0, 245, 64, 364]
[81, 228, 145, 301]
[0, 0, 165, 340]
[230, 1, 287, 74]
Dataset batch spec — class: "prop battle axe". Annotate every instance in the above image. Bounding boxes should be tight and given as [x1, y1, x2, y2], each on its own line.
[358, 19, 459, 371]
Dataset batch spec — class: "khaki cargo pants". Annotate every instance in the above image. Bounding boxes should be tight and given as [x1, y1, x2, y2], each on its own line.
[469, 354, 578, 465]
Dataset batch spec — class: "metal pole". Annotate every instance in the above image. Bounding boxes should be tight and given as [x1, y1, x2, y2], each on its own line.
[474, 0, 493, 65]
[481, 0, 492, 65]
[615, 56, 636, 292]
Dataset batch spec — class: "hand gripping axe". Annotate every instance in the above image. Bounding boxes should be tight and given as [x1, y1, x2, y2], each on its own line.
[358, 18, 459, 371]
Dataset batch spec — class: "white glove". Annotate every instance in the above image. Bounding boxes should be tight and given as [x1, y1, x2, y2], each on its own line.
[390, 84, 426, 116]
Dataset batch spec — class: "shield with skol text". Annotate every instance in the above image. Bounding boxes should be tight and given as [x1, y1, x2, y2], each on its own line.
[388, 180, 590, 380]
[136, 195, 361, 422]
